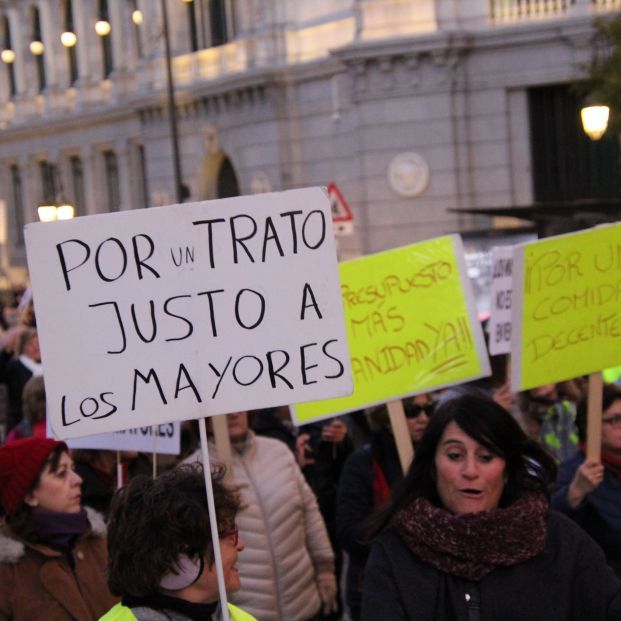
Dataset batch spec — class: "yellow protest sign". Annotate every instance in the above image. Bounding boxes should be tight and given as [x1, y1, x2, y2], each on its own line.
[292, 235, 490, 424]
[511, 223, 621, 392]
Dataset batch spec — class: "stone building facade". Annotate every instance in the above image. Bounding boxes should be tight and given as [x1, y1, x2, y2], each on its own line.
[0, 0, 618, 282]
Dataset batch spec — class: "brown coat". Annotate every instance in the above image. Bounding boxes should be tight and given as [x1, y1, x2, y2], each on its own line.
[0, 507, 118, 621]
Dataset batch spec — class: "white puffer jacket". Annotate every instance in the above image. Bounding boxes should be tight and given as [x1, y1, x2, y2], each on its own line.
[185, 432, 335, 621]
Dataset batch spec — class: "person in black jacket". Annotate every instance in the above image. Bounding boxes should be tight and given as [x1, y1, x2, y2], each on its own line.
[552, 383, 621, 576]
[361, 394, 621, 620]
[336, 394, 433, 621]
[0, 327, 41, 433]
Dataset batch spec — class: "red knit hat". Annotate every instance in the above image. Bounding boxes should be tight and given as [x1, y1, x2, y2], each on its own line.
[0, 437, 67, 514]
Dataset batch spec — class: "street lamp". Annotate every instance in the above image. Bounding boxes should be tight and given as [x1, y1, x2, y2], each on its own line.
[0, 48, 14, 63]
[95, 20, 111, 37]
[61, 31, 77, 47]
[37, 195, 75, 222]
[160, 0, 187, 203]
[29, 40, 44, 55]
[581, 104, 610, 141]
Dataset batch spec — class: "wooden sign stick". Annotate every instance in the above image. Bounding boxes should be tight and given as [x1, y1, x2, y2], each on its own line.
[151, 426, 158, 479]
[212, 415, 232, 476]
[116, 451, 122, 490]
[387, 400, 414, 474]
[586, 372, 603, 462]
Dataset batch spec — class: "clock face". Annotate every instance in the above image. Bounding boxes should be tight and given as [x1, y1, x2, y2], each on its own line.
[388, 152, 430, 198]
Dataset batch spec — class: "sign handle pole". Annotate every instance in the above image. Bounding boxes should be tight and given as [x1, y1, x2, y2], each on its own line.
[212, 415, 232, 478]
[586, 372, 603, 462]
[116, 451, 122, 490]
[387, 400, 414, 474]
[198, 417, 230, 621]
[151, 426, 157, 480]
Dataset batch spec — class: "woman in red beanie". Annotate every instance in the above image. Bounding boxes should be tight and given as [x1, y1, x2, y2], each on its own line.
[0, 437, 117, 620]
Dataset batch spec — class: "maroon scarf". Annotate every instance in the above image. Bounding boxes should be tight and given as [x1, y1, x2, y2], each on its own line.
[394, 491, 548, 581]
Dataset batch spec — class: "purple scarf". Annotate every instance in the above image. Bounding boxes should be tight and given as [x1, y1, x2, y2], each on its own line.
[31, 508, 89, 551]
[394, 491, 548, 580]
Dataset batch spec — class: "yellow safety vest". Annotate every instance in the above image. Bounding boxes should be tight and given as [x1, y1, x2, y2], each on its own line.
[99, 601, 257, 621]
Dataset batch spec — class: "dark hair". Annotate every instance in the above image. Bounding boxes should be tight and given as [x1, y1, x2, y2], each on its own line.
[575, 383, 621, 442]
[106, 463, 239, 598]
[366, 394, 557, 539]
[6, 444, 67, 544]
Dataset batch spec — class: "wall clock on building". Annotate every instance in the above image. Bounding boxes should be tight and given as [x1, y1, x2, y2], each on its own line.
[387, 152, 430, 197]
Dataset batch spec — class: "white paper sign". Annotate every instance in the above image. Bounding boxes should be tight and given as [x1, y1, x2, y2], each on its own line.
[48, 419, 181, 454]
[488, 246, 514, 356]
[26, 188, 353, 439]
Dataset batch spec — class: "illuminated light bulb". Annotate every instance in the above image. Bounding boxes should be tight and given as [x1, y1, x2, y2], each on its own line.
[0, 49, 15, 63]
[30, 40, 45, 55]
[580, 105, 610, 141]
[132, 9, 143, 25]
[37, 206, 57, 222]
[61, 31, 77, 47]
[56, 204, 75, 220]
[95, 20, 111, 36]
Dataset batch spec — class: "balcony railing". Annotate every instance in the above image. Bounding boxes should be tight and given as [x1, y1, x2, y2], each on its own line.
[490, 0, 621, 23]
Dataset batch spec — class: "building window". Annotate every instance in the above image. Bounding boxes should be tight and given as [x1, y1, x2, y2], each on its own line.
[98, 0, 114, 78]
[529, 84, 620, 202]
[137, 145, 149, 208]
[10, 165, 24, 246]
[70, 155, 85, 216]
[209, 0, 233, 47]
[2, 16, 16, 98]
[63, 0, 78, 85]
[217, 156, 239, 198]
[103, 150, 121, 211]
[39, 161, 58, 204]
[31, 8, 46, 92]
[187, 2, 200, 52]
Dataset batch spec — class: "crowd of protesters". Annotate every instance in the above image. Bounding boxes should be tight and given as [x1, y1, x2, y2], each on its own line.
[0, 285, 619, 619]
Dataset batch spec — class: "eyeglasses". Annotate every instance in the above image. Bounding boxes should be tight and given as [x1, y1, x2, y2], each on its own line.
[602, 414, 621, 428]
[220, 525, 239, 547]
[404, 403, 434, 419]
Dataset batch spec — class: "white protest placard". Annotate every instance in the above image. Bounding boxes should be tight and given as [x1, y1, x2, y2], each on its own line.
[26, 187, 353, 440]
[488, 246, 514, 356]
[47, 419, 181, 454]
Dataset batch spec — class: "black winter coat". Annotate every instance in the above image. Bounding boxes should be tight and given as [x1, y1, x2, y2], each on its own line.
[336, 430, 403, 614]
[362, 511, 621, 621]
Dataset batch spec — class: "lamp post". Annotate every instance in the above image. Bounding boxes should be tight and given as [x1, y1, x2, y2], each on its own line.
[160, 0, 186, 204]
[581, 104, 610, 141]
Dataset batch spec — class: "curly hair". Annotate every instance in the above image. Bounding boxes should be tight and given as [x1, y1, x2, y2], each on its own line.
[106, 462, 239, 598]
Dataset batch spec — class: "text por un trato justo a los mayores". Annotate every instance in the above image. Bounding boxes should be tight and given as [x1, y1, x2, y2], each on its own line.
[52, 209, 348, 427]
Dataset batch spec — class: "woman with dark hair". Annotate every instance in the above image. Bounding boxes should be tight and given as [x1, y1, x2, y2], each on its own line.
[0, 437, 116, 620]
[361, 394, 621, 620]
[552, 383, 621, 576]
[100, 463, 257, 621]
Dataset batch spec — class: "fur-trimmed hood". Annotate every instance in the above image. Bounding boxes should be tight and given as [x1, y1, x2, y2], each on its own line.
[0, 506, 106, 564]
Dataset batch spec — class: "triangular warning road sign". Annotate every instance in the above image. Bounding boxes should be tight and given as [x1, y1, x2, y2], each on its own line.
[328, 183, 353, 223]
